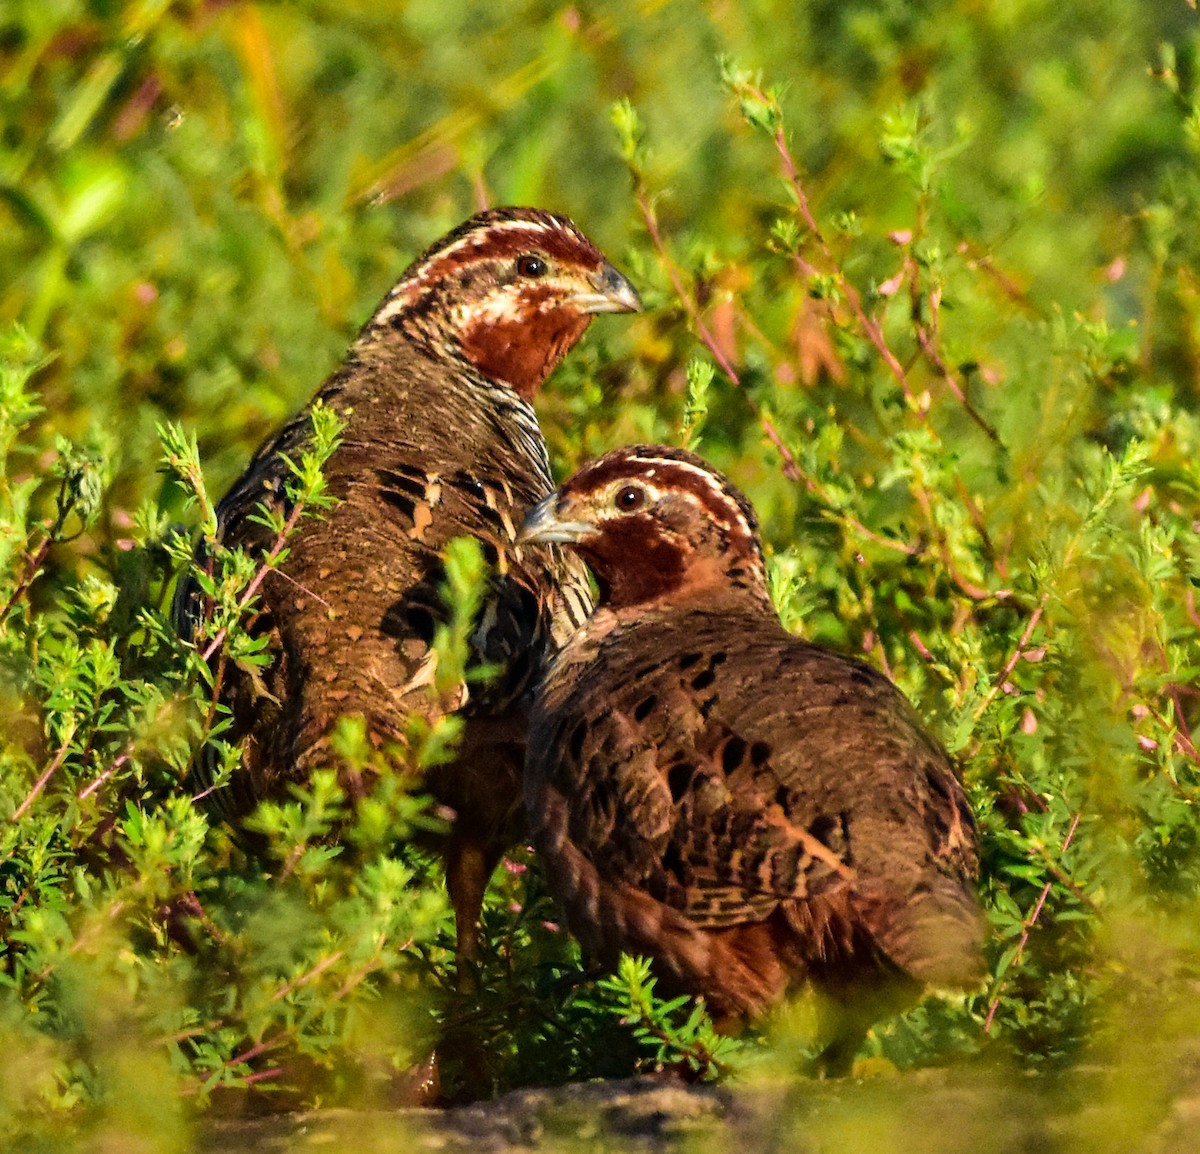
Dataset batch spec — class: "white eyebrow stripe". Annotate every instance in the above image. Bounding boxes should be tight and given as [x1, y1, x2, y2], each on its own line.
[634, 456, 735, 501]
[425, 218, 562, 265]
[636, 456, 717, 479]
[610, 456, 758, 540]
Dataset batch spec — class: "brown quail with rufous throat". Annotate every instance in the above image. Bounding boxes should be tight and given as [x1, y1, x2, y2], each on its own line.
[519, 444, 985, 1070]
[174, 208, 641, 965]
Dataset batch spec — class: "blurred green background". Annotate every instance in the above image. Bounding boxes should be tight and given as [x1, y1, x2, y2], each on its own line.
[4, 0, 1200, 1150]
[6, 0, 1195, 511]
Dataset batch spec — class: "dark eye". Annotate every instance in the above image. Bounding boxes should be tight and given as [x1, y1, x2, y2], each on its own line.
[515, 253, 547, 278]
[614, 485, 645, 512]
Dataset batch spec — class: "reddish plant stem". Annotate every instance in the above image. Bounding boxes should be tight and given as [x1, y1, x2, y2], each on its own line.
[226, 1036, 283, 1066]
[202, 643, 230, 751]
[230, 1067, 284, 1088]
[0, 535, 52, 626]
[1186, 588, 1200, 633]
[760, 103, 1023, 612]
[277, 838, 309, 883]
[875, 641, 896, 682]
[910, 484, 1000, 602]
[983, 811, 1081, 1033]
[199, 499, 308, 664]
[769, 129, 914, 403]
[1168, 684, 1197, 756]
[954, 476, 1008, 580]
[180, 1034, 288, 1095]
[914, 318, 1000, 442]
[185, 498, 311, 796]
[11, 732, 75, 821]
[270, 950, 345, 1002]
[634, 190, 797, 475]
[972, 596, 1048, 722]
[956, 239, 1037, 314]
[1145, 695, 1200, 771]
[171, 889, 231, 947]
[1036, 852, 1097, 909]
[1170, 727, 1200, 769]
[907, 628, 935, 663]
[635, 191, 919, 557]
[267, 565, 333, 611]
[77, 748, 131, 800]
[903, 253, 1002, 442]
[330, 959, 385, 1004]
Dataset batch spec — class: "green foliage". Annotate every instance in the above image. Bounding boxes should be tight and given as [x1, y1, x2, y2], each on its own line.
[3, 0, 1200, 1148]
[590, 955, 744, 1081]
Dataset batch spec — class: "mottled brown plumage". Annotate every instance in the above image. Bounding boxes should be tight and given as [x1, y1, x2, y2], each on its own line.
[519, 445, 984, 1062]
[174, 208, 640, 962]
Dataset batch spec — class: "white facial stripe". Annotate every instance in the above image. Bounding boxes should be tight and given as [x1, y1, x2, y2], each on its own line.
[456, 279, 583, 326]
[636, 456, 723, 485]
[371, 218, 577, 328]
[607, 458, 754, 538]
[424, 218, 563, 267]
[636, 457, 741, 511]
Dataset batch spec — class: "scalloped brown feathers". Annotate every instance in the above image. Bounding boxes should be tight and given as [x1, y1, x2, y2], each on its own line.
[521, 445, 985, 1067]
[174, 208, 640, 964]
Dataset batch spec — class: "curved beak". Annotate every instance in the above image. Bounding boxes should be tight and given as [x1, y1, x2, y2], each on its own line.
[573, 261, 643, 315]
[518, 492, 598, 546]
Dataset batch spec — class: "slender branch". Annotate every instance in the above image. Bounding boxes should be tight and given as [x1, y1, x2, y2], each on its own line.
[202, 643, 230, 752]
[198, 499, 307, 664]
[870, 633, 896, 681]
[0, 534, 52, 626]
[1168, 684, 1197, 758]
[907, 628, 935, 663]
[634, 189, 797, 475]
[983, 811, 1081, 1032]
[270, 951, 345, 1002]
[180, 1034, 288, 1096]
[266, 566, 333, 611]
[768, 127, 916, 404]
[910, 483, 1005, 602]
[635, 192, 918, 557]
[168, 890, 231, 947]
[972, 595, 1048, 722]
[954, 476, 1008, 579]
[897, 251, 1002, 442]
[77, 747, 131, 801]
[913, 317, 1000, 443]
[1187, 588, 1200, 633]
[752, 96, 1021, 603]
[1145, 695, 1200, 770]
[11, 731, 75, 821]
[955, 239, 1038, 314]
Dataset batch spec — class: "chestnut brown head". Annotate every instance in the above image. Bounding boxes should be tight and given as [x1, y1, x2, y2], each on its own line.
[370, 207, 641, 400]
[519, 445, 770, 611]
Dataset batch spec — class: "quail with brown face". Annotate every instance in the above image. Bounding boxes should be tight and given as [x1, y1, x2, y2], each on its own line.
[519, 445, 985, 1068]
[175, 208, 641, 964]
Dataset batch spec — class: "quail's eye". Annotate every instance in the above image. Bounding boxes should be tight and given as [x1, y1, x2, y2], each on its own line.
[515, 253, 547, 279]
[614, 485, 646, 512]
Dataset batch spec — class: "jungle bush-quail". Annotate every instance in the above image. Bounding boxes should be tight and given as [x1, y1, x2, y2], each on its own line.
[519, 445, 985, 1065]
[175, 207, 641, 962]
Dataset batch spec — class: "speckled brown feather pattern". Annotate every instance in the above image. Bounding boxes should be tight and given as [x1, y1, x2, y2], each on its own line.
[174, 208, 638, 960]
[521, 445, 985, 1035]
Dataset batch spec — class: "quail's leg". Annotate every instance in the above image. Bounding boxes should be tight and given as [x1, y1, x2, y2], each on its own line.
[446, 832, 498, 987]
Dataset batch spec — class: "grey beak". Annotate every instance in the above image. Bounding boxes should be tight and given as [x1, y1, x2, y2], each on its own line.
[574, 261, 643, 315]
[517, 493, 598, 545]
